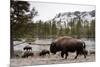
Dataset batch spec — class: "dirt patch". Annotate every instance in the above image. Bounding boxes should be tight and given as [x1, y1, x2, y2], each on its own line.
[10, 53, 95, 67]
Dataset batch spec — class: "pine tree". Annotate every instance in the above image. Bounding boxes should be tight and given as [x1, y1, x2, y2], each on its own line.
[10, 0, 38, 58]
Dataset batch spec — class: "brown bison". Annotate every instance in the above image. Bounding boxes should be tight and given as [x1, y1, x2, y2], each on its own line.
[39, 50, 50, 56]
[50, 36, 87, 59]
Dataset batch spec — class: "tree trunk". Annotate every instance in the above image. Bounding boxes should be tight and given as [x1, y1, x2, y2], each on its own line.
[10, 25, 14, 58]
[10, 38, 14, 58]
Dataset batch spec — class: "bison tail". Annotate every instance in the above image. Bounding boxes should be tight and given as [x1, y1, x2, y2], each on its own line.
[83, 42, 86, 49]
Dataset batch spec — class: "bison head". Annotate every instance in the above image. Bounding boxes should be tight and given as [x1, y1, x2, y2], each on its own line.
[50, 42, 58, 54]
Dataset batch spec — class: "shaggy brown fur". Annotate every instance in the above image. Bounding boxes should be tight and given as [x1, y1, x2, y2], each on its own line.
[50, 36, 86, 59]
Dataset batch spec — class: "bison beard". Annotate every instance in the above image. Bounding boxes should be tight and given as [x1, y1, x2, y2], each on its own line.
[50, 36, 87, 59]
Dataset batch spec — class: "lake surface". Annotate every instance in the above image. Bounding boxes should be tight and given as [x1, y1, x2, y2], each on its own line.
[14, 38, 95, 52]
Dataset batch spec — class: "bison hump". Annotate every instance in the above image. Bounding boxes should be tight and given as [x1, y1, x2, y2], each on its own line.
[54, 36, 73, 43]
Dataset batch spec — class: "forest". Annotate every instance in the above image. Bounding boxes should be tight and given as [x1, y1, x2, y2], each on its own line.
[11, 1, 95, 40]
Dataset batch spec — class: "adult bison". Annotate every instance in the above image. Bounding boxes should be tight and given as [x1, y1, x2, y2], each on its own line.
[50, 36, 87, 59]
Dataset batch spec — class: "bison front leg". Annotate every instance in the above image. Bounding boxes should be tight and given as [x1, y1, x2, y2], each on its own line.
[61, 50, 68, 59]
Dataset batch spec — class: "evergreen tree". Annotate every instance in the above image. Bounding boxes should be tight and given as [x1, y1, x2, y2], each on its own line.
[10, 0, 38, 58]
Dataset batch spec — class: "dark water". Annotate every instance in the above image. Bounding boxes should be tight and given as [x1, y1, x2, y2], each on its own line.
[81, 38, 95, 51]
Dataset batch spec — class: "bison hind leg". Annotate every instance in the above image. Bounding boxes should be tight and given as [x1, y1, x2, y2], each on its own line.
[74, 51, 79, 59]
[83, 50, 86, 58]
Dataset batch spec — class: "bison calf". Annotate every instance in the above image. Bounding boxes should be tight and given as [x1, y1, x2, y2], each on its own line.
[22, 51, 34, 58]
[39, 50, 50, 56]
[23, 45, 32, 51]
